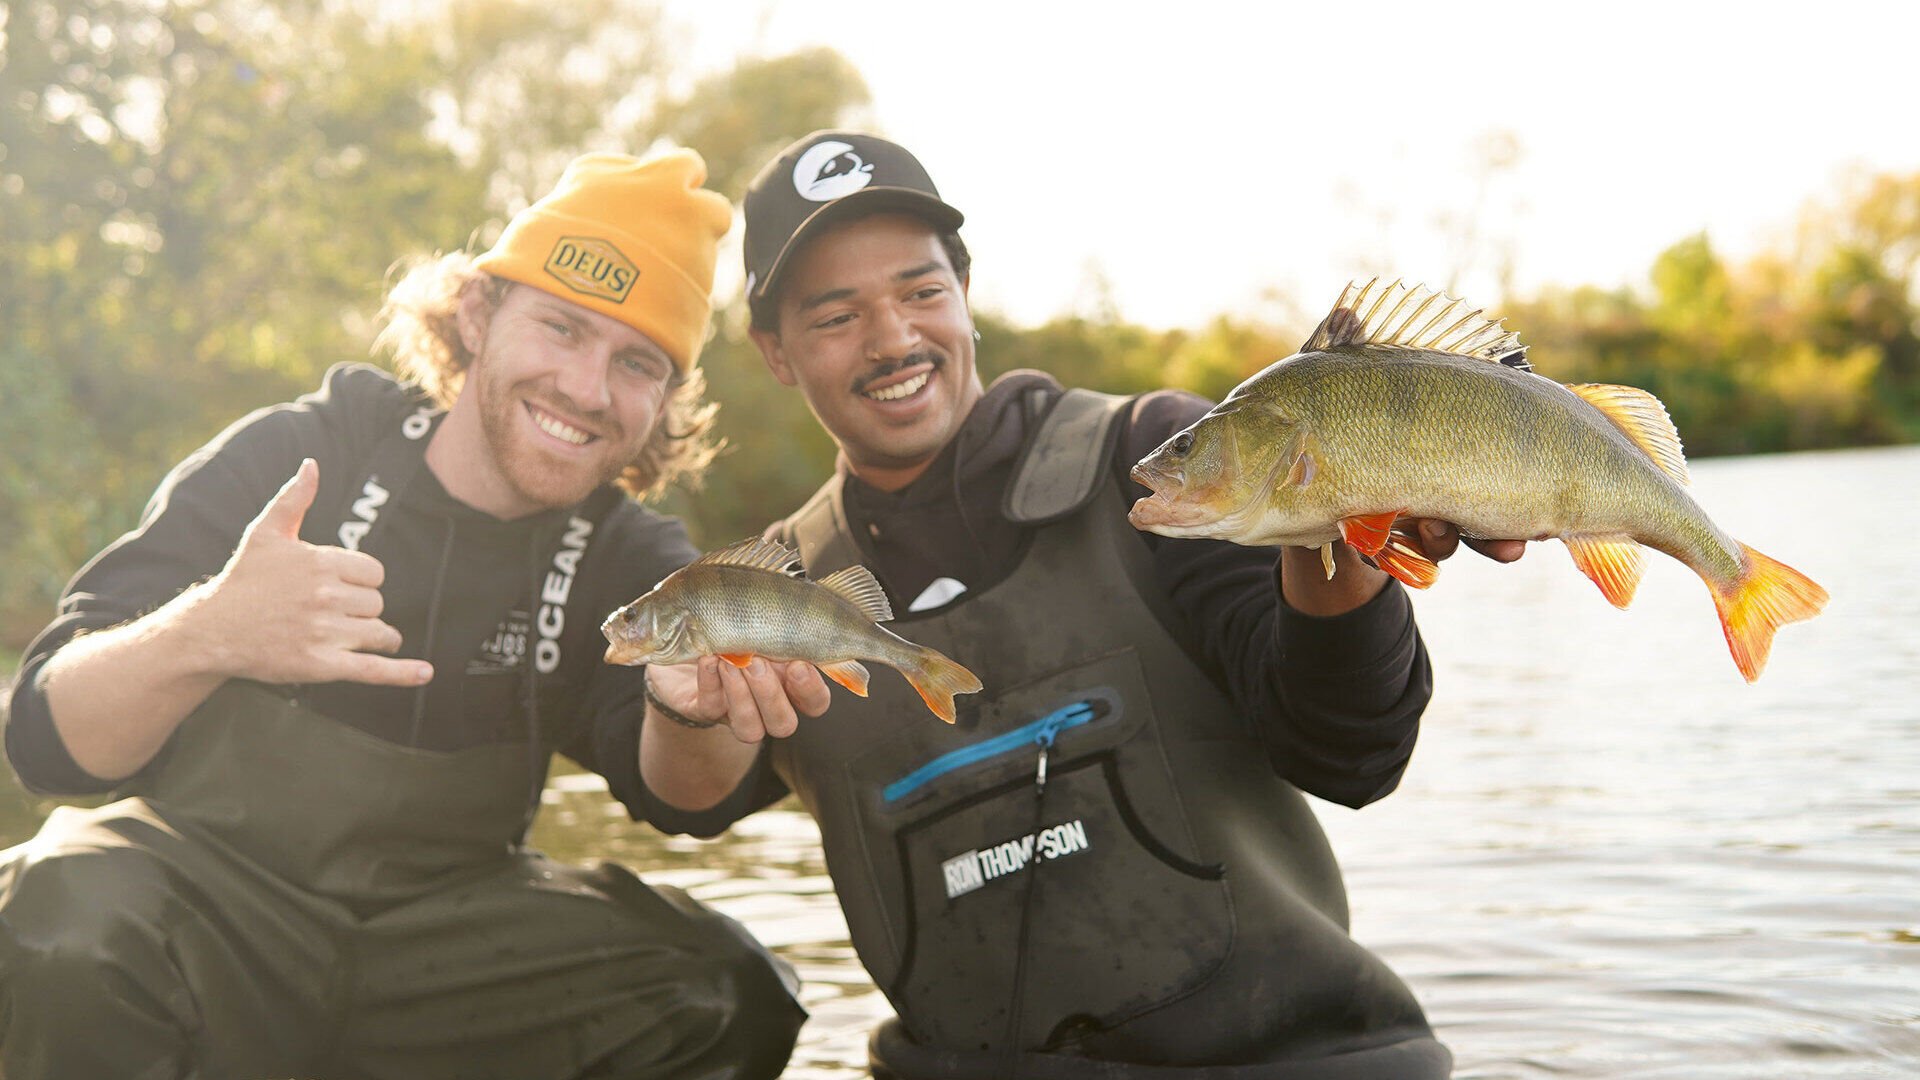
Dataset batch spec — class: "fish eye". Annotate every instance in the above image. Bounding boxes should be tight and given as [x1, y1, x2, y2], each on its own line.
[1170, 431, 1194, 456]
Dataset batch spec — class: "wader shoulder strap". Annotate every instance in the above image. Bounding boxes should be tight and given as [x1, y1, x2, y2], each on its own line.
[330, 399, 444, 552]
[782, 472, 867, 576]
[519, 482, 625, 840]
[1003, 387, 1134, 525]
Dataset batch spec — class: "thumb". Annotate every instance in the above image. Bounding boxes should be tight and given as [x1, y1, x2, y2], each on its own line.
[251, 458, 319, 540]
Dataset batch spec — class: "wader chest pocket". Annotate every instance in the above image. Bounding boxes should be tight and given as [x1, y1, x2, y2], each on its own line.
[845, 649, 1233, 1050]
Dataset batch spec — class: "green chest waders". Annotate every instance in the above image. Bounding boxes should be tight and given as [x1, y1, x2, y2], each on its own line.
[0, 408, 803, 1080]
[776, 390, 1450, 1079]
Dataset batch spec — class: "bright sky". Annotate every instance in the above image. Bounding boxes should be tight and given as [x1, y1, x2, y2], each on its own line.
[665, 1, 1920, 330]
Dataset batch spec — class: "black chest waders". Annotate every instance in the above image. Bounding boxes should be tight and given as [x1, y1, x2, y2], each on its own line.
[0, 405, 804, 1079]
[776, 389, 1451, 1080]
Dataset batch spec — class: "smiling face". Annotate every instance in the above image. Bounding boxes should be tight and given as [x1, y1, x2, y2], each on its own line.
[435, 282, 676, 518]
[750, 213, 983, 492]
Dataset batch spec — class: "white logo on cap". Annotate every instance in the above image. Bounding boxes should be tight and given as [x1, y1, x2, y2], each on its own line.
[793, 140, 874, 202]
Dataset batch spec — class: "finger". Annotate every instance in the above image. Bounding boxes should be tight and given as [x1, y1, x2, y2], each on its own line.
[717, 664, 767, 744]
[1465, 536, 1528, 563]
[344, 616, 405, 655]
[251, 458, 319, 541]
[333, 651, 433, 687]
[695, 656, 728, 718]
[1413, 519, 1461, 561]
[744, 659, 799, 739]
[325, 547, 387, 589]
[329, 583, 385, 619]
[782, 661, 832, 717]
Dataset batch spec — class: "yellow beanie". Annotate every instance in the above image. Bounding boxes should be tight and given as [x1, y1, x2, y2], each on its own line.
[474, 149, 733, 371]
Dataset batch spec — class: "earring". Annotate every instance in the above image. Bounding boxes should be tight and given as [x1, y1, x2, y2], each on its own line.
[972, 328, 983, 342]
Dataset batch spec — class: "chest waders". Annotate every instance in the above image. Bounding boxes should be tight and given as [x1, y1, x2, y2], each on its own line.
[778, 390, 1450, 1079]
[0, 408, 803, 1080]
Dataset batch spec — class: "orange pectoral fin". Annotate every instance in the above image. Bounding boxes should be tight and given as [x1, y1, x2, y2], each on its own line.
[718, 653, 756, 668]
[816, 659, 872, 697]
[1372, 531, 1441, 589]
[1564, 535, 1645, 609]
[1338, 511, 1404, 557]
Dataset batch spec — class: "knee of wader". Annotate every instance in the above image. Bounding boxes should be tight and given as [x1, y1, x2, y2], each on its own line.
[680, 913, 806, 1077]
[0, 840, 180, 990]
[708, 922, 805, 1038]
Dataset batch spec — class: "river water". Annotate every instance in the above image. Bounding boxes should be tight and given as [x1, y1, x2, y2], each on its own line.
[2, 445, 1915, 1076]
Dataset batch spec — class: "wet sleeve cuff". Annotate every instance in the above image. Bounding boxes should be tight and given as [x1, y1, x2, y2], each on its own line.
[631, 732, 787, 839]
[1273, 570, 1419, 679]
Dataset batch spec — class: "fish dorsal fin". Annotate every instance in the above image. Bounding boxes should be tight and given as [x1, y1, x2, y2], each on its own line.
[816, 564, 894, 623]
[1564, 383, 1690, 485]
[694, 536, 806, 576]
[1302, 278, 1531, 371]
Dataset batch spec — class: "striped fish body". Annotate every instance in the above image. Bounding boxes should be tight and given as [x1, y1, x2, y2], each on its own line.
[1252, 347, 1744, 585]
[601, 538, 982, 722]
[1129, 280, 1827, 681]
[648, 563, 923, 672]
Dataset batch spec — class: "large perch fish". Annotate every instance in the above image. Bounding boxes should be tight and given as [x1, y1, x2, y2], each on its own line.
[601, 537, 982, 722]
[1128, 279, 1828, 682]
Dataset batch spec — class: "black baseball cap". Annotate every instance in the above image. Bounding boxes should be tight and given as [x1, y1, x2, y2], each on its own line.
[743, 130, 965, 310]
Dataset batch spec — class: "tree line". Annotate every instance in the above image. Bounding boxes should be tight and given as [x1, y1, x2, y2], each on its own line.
[5, 0, 1916, 649]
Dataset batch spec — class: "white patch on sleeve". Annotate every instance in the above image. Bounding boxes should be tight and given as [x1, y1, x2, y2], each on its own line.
[908, 577, 968, 612]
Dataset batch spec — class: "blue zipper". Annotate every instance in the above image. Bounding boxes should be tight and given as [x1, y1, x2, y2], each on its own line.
[883, 701, 1095, 804]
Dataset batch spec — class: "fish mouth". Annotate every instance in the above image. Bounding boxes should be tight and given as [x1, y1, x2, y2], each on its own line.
[1128, 464, 1222, 531]
[603, 641, 648, 666]
[1127, 491, 1220, 532]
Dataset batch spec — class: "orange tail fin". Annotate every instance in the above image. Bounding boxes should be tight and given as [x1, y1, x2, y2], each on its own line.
[1710, 544, 1828, 682]
[901, 648, 984, 724]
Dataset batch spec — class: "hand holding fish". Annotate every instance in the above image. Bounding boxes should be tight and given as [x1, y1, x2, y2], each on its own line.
[1402, 520, 1528, 565]
[1130, 280, 1827, 681]
[646, 656, 830, 742]
[1279, 518, 1527, 616]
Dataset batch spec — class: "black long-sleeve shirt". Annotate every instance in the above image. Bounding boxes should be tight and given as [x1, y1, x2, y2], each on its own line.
[3, 363, 689, 818]
[640, 370, 1431, 834]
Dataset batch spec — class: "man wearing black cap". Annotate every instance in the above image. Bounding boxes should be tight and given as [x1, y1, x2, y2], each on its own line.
[637, 130, 1524, 1079]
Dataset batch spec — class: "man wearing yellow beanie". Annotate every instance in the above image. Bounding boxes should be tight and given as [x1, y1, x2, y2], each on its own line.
[0, 149, 810, 1078]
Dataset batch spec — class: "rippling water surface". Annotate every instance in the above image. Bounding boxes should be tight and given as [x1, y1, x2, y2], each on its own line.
[3, 446, 1915, 1076]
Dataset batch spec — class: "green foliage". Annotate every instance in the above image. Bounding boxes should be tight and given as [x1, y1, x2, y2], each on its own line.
[655, 47, 873, 200]
[0, 0, 869, 643]
[1506, 191, 1920, 455]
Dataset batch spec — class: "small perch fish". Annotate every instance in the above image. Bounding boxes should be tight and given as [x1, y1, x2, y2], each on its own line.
[601, 537, 982, 722]
[1128, 279, 1828, 681]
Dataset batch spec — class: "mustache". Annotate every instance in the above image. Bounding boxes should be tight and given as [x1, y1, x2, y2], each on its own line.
[851, 352, 943, 395]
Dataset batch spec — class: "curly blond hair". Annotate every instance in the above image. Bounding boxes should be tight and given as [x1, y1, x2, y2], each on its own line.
[374, 252, 720, 501]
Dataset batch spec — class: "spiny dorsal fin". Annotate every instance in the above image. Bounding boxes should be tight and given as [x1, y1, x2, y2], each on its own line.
[1564, 383, 1690, 485]
[816, 564, 894, 623]
[693, 536, 806, 577]
[1302, 278, 1531, 371]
